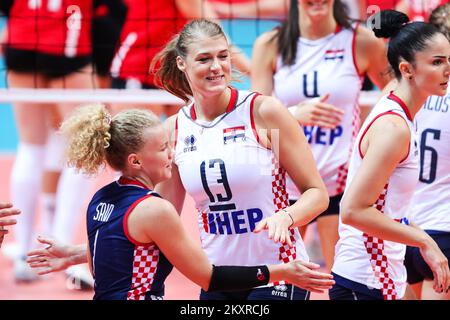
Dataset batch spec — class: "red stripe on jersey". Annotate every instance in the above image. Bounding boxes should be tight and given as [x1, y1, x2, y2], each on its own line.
[201, 211, 209, 233]
[250, 93, 261, 143]
[325, 49, 345, 54]
[223, 126, 245, 133]
[358, 111, 410, 160]
[190, 105, 197, 121]
[226, 87, 239, 113]
[118, 176, 148, 189]
[190, 87, 239, 121]
[123, 195, 154, 247]
[387, 92, 413, 121]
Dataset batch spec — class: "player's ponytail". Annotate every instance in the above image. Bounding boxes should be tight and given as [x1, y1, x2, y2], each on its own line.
[61, 105, 160, 174]
[370, 10, 443, 79]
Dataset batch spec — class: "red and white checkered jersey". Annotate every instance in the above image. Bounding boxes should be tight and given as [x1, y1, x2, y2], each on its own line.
[7, 0, 93, 57]
[332, 93, 419, 300]
[174, 88, 309, 278]
[273, 25, 362, 198]
[409, 90, 450, 232]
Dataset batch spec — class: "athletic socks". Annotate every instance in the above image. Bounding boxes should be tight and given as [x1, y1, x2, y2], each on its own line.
[51, 167, 95, 244]
[40, 129, 64, 236]
[11, 143, 45, 256]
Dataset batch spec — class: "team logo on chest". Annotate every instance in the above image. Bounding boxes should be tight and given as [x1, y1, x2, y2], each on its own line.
[223, 126, 246, 145]
[183, 134, 197, 153]
[324, 49, 344, 61]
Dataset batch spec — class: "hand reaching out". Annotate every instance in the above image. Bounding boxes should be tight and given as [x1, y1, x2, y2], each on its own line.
[291, 94, 344, 129]
[0, 202, 20, 248]
[284, 260, 335, 293]
[254, 209, 294, 247]
[27, 236, 87, 275]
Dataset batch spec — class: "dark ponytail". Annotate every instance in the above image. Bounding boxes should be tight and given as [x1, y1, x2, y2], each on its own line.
[275, 0, 352, 66]
[371, 10, 442, 79]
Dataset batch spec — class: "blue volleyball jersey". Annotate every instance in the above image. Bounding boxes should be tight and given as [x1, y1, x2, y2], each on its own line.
[87, 176, 173, 300]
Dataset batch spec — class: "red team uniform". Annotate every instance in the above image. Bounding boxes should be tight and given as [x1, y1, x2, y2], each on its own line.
[110, 0, 187, 88]
[7, 0, 93, 57]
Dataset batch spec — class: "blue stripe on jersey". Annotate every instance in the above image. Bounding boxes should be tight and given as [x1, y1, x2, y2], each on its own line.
[87, 178, 173, 300]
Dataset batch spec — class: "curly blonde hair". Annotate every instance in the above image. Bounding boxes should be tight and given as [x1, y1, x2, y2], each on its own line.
[61, 104, 161, 175]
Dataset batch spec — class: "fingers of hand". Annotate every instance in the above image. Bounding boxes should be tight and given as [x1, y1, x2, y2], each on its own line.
[27, 249, 49, 257]
[36, 268, 54, 276]
[312, 106, 343, 123]
[0, 208, 20, 218]
[36, 236, 53, 246]
[0, 203, 12, 209]
[29, 260, 51, 269]
[253, 220, 268, 234]
[299, 260, 321, 270]
[0, 219, 17, 227]
[310, 114, 340, 128]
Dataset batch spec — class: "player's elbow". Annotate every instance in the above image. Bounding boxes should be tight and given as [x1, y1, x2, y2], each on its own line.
[340, 198, 359, 226]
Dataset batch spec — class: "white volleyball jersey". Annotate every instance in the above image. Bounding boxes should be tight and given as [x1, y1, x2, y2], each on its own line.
[174, 88, 308, 275]
[409, 90, 450, 232]
[273, 25, 363, 198]
[332, 93, 419, 300]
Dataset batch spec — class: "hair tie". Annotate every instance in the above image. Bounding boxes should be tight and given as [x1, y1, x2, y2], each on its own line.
[105, 113, 112, 126]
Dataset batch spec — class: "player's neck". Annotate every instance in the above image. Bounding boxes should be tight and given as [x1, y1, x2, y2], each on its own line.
[393, 81, 427, 120]
[299, 16, 337, 40]
[192, 87, 231, 122]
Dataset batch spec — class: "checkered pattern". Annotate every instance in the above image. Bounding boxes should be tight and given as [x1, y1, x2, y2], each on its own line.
[127, 245, 159, 300]
[363, 234, 398, 300]
[334, 102, 360, 195]
[200, 210, 209, 233]
[362, 183, 398, 300]
[279, 230, 297, 263]
[271, 156, 296, 268]
[351, 101, 361, 145]
[374, 183, 388, 212]
[271, 156, 289, 211]
[336, 163, 348, 195]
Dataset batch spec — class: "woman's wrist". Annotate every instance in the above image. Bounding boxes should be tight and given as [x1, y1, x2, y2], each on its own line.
[279, 208, 294, 228]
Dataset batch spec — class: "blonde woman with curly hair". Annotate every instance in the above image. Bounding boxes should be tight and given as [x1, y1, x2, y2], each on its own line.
[27, 104, 334, 300]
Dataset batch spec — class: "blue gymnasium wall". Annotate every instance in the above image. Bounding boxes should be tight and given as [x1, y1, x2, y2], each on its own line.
[0, 18, 279, 153]
[0, 18, 19, 153]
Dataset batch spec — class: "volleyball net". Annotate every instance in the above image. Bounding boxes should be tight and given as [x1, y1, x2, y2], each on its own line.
[0, 1, 380, 106]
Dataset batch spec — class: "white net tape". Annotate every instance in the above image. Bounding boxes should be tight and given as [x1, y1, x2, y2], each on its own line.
[0, 88, 380, 106]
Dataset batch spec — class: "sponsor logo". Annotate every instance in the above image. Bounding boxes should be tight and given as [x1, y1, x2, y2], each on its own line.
[183, 134, 197, 153]
[257, 268, 266, 281]
[271, 284, 288, 298]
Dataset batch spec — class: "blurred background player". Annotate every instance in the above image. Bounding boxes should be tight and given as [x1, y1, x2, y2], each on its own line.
[396, 0, 448, 22]
[250, 0, 392, 272]
[110, 0, 251, 119]
[403, 3, 450, 300]
[1, 0, 123, 286]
